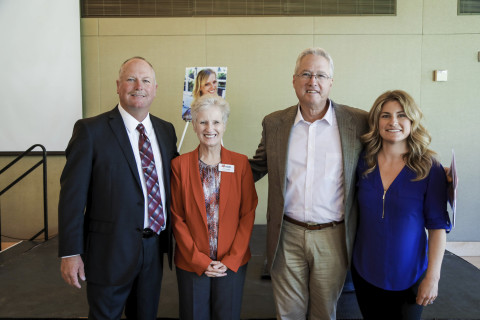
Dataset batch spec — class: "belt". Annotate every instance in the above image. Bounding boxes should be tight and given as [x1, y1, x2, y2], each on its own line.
[283, 215, 344, 230]
[141, 228, 157, 238]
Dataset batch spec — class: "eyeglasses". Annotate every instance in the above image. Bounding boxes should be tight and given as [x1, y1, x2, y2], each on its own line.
[296, 72, 331, 82]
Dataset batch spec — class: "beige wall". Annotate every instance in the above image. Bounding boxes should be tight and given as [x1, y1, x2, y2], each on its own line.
[2, 0, 479, 242]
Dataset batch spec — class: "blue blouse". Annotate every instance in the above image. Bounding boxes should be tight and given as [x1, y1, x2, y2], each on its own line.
[353, 156, 451, 291]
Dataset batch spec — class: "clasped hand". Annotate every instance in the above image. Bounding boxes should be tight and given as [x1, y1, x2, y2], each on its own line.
[204, 261, 227, 277]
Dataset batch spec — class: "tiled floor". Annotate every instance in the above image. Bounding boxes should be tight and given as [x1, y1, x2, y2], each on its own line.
[446, 242, 480, 269]
[1, 242, 17, 251]
[462, 256, 480, 268]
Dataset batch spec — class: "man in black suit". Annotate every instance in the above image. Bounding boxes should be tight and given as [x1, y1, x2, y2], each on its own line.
[58, 56, 178, 319]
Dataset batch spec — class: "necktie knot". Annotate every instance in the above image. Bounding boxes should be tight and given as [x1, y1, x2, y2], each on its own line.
[136, 123, 146, 135]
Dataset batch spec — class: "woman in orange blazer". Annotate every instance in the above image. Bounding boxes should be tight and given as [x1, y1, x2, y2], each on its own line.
[171, 95, 258, 320]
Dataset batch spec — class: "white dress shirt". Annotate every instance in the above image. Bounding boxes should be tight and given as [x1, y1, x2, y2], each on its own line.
[284, 102, 345, 224]
[118, 104, 166, 229]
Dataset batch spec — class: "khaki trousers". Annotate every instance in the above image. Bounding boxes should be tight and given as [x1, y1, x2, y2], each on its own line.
[271, 219, 348, 320]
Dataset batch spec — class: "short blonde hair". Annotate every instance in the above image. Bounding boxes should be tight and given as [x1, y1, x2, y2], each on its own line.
[191, 95, 230, 125]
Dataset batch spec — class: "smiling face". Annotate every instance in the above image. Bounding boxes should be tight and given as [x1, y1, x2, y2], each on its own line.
[200, 73, 218, 96]
[116, 58, 157, 121]
[379, 100, 412, 145]
[292, 54, 333, 110]
[193, 105, 226, 149]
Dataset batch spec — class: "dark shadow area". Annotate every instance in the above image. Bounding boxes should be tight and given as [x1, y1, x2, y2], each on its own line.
[1, 225, 479, 319]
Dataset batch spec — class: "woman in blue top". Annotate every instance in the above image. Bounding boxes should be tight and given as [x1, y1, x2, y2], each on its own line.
[352, 90, 451, 320]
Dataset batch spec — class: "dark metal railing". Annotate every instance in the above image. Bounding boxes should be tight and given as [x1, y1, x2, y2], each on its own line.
[0, 144, 48, 251]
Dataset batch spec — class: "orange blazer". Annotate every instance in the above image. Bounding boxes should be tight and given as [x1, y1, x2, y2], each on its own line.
[171, 146, 258, 276]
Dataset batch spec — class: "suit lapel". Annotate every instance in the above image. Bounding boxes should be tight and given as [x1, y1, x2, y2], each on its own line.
[151, 117, 171, 196]
[190, 147, 209, 228]
[276, 106, 297, 196]
[108, 107, 142, 189]
[154, 119, 170, 181]
[218, 147, 232, 222]
[333, 102, 356, 202]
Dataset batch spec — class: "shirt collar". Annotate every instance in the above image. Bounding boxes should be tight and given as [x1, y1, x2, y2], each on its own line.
[293, 100, 334, 126]
[118, 104, 153, 135]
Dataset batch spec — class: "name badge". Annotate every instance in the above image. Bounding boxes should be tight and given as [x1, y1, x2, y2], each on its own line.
[218, 163, 235, 173]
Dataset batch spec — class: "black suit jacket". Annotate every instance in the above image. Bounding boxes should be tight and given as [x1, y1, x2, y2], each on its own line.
[58, 106, 178, 286]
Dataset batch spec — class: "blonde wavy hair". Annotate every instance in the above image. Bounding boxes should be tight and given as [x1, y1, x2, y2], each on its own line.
[192, 68, 217, 100]
[362, 90, 437, 181]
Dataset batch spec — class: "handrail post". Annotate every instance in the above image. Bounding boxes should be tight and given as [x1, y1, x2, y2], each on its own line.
[0, 144, 49, 247]
[0, 199, 2, 252]
[42, 147, 48, 241]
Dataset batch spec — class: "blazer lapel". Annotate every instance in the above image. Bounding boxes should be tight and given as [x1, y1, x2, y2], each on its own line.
[108, 107, 142, 189]
[333, 102, 356, 201]
[190, 147, 209, 228]
[276, 106, 297, 196]
[218, 147, 232, 222]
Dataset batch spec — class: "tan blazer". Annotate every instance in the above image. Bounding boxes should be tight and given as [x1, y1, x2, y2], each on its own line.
[249, 101, 368, 271]
[171, 146, 258, 276]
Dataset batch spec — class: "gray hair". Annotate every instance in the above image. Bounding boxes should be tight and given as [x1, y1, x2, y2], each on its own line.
[191, 95, 230, 125]
[294, 48, 334, 78]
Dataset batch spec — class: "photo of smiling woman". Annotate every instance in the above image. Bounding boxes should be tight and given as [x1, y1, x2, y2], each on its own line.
[171, 95, 258, 320]
[192, 68, 218, 101]
[182, 68, 227, 122]
[352, 90, 451, 320]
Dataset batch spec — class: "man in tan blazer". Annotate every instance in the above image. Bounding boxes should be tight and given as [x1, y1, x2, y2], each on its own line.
[250, 48, 368, 320]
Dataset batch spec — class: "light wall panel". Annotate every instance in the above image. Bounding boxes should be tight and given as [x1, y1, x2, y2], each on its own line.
[316, 35, 422, 110]
[421, 34, 480, 240]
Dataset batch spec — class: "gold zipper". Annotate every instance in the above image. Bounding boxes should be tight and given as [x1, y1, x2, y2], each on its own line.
[382, 190, 387, 219]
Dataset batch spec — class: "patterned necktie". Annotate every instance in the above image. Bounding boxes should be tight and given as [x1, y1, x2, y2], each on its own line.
[136, 123, 165, 234]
